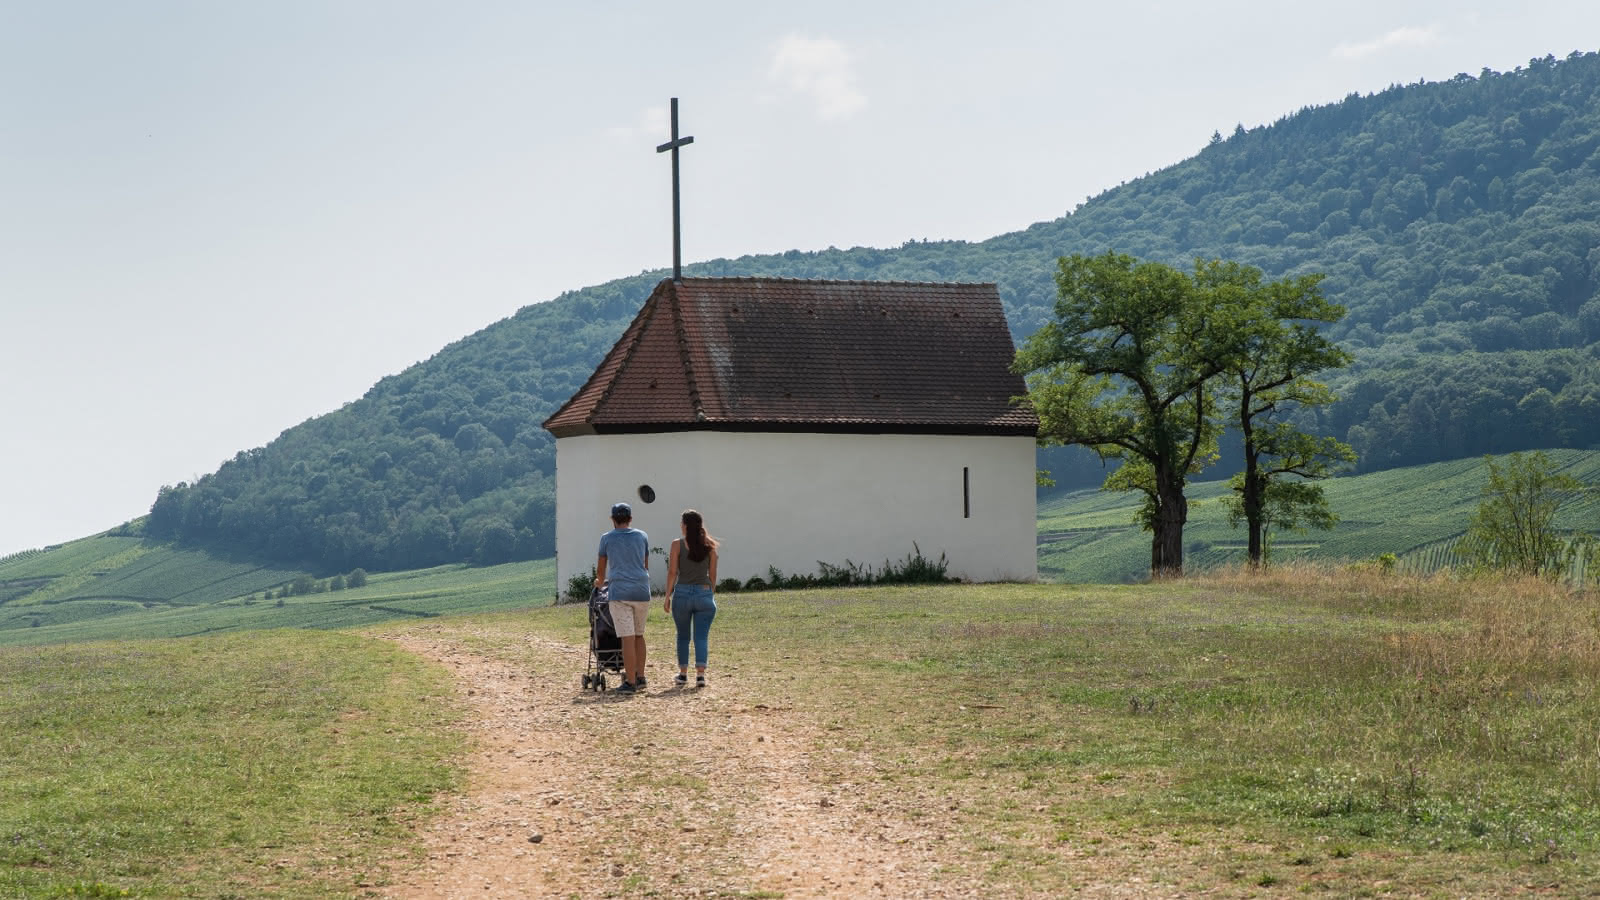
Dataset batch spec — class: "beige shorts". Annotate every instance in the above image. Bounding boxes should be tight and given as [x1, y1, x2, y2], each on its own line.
[609, 599, 649, 638]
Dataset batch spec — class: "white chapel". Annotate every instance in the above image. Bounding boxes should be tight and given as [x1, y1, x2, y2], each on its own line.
[542, 276, 1039, 590]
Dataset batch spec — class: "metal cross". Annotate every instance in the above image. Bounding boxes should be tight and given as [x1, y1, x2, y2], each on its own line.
[655, 97, 694, 282]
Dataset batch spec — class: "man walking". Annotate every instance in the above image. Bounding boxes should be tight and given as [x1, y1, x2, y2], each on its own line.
[596, 502, 650, 694]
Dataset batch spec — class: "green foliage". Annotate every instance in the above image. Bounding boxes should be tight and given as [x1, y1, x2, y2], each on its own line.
[347, 566, 368, 588]
[1208, 261, 1355, 563]
[143, 53, 1600, 572]
[1225, 476, 1342, 562]
[1018, 253, 1351, 575]
[1018, 253, 1245, 574]
[733, 545, 955, 592]
[1453, 451, 1595, 577]
[563, 567, 596, 604]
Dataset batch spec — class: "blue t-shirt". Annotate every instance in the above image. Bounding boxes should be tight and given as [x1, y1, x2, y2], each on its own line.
[598, 527, 650, 589]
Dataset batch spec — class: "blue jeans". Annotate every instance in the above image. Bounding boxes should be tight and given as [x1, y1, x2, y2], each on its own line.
[672, 585, 717, 669]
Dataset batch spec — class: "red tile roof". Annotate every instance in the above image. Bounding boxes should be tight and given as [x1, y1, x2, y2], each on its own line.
[543, 277, 1039, 437]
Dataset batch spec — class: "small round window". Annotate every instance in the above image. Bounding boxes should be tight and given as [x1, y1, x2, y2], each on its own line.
[637, 484, 656, 504]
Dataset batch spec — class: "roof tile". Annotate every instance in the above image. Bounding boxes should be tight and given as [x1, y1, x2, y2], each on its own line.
[543, 277, 1039, 436]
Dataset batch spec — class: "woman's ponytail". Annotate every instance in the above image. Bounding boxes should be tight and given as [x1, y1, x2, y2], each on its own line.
[682, 509, 717, 563]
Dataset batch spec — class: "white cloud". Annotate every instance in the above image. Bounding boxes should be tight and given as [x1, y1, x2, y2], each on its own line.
[768, 34, 867, 120]
[1331, 25, 1442, 60]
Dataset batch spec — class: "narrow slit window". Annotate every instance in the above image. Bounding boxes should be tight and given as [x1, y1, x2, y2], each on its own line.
[963, 466, 970, 519]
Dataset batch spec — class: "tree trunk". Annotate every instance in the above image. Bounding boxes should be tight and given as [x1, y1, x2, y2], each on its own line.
[1239, 395, 1265, 567]
[1151, 468, 1188, 578]
[1243, 448, 1264, 567]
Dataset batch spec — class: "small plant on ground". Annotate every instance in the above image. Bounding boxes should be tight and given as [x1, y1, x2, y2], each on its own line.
[732, 545, 955, 593]
[563, 567, 596, 604]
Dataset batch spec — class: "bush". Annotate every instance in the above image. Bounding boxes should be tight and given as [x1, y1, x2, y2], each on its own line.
[563, 568, 596, 604]
[815, 560, 871, 586]
[347, 568, 368, 588]
[875, 543, 954, 585]
[716, 577, 742, 593]
[734, 545, 955, 593]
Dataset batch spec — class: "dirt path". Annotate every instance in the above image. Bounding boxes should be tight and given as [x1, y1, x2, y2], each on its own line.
[381, 625, 980, 899]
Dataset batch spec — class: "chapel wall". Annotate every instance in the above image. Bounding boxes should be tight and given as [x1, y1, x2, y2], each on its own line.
[554, 431, 1037, 591]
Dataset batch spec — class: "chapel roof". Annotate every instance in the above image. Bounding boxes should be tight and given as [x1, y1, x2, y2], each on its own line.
[542, 277, 1039, 437]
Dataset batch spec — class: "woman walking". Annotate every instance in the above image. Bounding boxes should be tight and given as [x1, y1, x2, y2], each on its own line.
[663, 509, 718, 687]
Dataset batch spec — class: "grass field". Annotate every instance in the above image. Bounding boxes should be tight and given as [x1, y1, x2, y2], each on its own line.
[0, 554, 556, 648]
[0, 630, 462, 897]
[1039, 449, 1600, 584]
[383, 568, 1600, 895]
[4, 560, 1598, 892]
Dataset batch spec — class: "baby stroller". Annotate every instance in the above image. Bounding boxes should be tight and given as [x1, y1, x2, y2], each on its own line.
[582, 583, 624, 691]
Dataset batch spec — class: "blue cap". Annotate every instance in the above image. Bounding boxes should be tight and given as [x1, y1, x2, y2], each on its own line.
[610, 501, 632, 519]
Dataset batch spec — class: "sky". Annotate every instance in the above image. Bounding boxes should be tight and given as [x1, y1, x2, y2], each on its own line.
[3, 1, 1598, 556]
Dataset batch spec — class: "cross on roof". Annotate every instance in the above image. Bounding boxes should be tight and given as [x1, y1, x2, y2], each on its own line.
[655, 98, 694, 282]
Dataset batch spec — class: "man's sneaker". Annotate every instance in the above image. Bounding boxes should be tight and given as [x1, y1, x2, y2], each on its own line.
[674, 673, 688, 685]
[636, 675, 646, 688]
[695, 675, 707, 687]
[615, 680, 637, 695]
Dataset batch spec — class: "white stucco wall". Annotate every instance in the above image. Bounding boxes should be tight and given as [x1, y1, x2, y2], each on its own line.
[554, 431, 1036, 592]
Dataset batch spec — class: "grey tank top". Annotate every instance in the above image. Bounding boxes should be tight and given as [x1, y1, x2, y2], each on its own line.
[676, 541, 713, 586]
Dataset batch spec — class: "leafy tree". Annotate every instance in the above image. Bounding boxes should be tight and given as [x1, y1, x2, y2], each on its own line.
[1017, 252, 1248, 576]
[347, 567, 368, 588]
[1453, 451, 1594, 578]
[1225, 474, 1340, 563]
[1201, 261, 1356, 564]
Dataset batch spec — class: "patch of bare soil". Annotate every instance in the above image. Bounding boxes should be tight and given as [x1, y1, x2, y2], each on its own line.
[380, 626, 984, 899]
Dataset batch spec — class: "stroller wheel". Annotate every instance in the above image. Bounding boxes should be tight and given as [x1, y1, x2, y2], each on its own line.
[598, 675, 607, 692]
[582, 674, 591, 689]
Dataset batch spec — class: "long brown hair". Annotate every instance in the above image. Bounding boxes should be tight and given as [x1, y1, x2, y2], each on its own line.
[682, 509, 717, 563]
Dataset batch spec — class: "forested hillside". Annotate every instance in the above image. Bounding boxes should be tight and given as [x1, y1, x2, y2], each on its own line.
[146, 52, 1600, 573]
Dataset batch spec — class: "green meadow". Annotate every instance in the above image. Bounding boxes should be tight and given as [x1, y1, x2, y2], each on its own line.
[0, 546, 554, 647]
[9, 570, 1596, 894]
[0, 630, 461, 897]
[1039, 448, 1600, 584]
